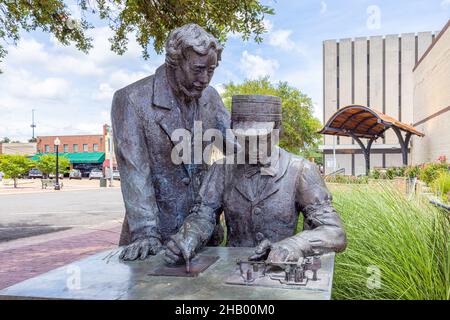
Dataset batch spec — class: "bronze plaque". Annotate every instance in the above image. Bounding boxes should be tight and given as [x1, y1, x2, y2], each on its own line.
[147, 255, 220, 277]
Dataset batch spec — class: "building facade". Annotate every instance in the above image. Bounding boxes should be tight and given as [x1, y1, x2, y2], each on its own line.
[102, 124, 117, 171]
[37, 135, 104, 154]
[322, 31, 438, 175]
[412, 21, 450, 165]
[0, 143, 37, 155]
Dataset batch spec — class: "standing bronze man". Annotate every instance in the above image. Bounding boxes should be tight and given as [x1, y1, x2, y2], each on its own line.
[112, 24, 230, 261]
[165, 95, 347, 265]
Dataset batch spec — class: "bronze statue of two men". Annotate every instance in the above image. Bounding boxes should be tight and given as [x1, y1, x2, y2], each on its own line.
[111, 24, 346, 264]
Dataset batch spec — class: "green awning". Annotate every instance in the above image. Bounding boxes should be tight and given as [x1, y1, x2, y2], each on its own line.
[32, 152, 105, 164]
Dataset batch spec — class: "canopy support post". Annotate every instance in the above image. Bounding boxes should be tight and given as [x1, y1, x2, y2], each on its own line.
[347, 131, 375, 176]
[392, 127, 412, 166]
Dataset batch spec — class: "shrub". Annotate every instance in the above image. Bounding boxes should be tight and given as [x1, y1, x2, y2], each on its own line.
[371, 169, 381, 180]
[385, 167, 396, 180]
[329, 182, 449, 300]
[431, 171, 450, 204]
[405, 165, 420, 179]
[419, 162, 448, 185]
[325, 175, 368, 184]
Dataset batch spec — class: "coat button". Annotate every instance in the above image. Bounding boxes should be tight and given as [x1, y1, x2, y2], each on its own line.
[252, 207, 262, 215]
[182, 177, 190, 185]
[255, 232, 265, 242]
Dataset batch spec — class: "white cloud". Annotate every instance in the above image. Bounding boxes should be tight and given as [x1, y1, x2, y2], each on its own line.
[239, 51, 279, 79]
[269, 29, 296, 50]
[28, 77, 70, 99]
[264, 22, 307, 54]
[441, 0, 450, 8]
[263, 19, 274, 33]
[320, 1, 328, 15]
[108, 69, 148, 89]
[213, 83, 226, 95]
[93, 83, 115, 102]
[0, 29, 159, 141]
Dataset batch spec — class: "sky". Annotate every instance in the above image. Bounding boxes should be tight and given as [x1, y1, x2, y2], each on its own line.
[0, 0, 449, 142]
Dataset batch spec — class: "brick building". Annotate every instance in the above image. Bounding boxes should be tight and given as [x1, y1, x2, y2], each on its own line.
[37, 135, 104, 154]
[0, 143, 37, 155]
[35, 133, 106, 176]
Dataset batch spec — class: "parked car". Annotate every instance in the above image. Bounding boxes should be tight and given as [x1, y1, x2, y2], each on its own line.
[105, 169, 120, 181]
[88, 168, 104, 180]
[49, 173, 64, 179]
[28, 168, 43, 179]
[69, 169, 82, 180]
[112, 170, 120, 180]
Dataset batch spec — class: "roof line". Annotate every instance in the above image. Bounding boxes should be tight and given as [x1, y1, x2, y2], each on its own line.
[413, 19, 450, 71]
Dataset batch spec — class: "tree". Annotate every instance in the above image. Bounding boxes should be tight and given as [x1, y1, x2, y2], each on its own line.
[0, 137, 10, 143]
[0, 0, 274, 69]
[35, 154, 70, 176]
[0, 154, 35, 187]
[221, 77, 323, 156]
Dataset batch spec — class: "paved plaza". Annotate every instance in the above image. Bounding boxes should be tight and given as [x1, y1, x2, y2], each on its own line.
[0, 186, 125, 289]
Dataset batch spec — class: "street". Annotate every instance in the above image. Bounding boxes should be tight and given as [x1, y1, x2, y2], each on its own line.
[0, 188, 125, 242]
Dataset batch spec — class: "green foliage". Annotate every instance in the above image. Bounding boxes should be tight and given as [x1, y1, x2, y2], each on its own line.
[385, 167, 396, 180]
[328, 183, 449, 300]
[325, 175, 368, 184]
[370, 168, 381, 180]
[0, 137, 10, 143]
[371, 167, 409, 180]
[36, 154, 70, 175]
[0, 154, 35, 187]
[221, 77, 323, 155]
[0, 0, 93, 72]
[419, 162, 449, 185]
[431, 171, 450, 203]
[0, 0, 273, 69]
[405, 165, 420, 179]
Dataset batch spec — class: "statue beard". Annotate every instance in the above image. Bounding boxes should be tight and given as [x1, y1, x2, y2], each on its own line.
[166, 65, 205, 101]
[178, 82, 202, 100]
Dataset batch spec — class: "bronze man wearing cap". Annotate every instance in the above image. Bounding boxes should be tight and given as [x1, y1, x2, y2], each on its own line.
[164, 95, 347, 264]
[111, 24, 230, 261]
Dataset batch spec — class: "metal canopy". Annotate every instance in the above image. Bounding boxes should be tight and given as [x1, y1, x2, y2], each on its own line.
[319, 105, 425, 176]
[32, 152, 106, 164]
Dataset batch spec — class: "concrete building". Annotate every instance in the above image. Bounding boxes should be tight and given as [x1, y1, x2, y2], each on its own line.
[322, 30, 438, 175]
[412, 20, 450, 165]
[0, 143, 37, 156]
[37, 134, 104, 154]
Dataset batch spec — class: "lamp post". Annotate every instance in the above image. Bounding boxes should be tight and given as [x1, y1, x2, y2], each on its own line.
[109, 127, 114, 187]
[54, 137, 61, 190]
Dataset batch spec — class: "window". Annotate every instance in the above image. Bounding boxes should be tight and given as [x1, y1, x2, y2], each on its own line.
[93, 143, 98, 152]
[83, 144, 88, 152]
[73, 144, 78, 152]
[63, 144, 69, 153]
[44, 145, 50, 153]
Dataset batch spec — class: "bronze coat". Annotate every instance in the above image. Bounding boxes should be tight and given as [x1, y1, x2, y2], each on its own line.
[111, 64, 230, 245]
[185, 148, 347, 253]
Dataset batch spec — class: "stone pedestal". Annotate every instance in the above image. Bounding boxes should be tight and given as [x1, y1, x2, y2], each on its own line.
[0, 247, 335, 300]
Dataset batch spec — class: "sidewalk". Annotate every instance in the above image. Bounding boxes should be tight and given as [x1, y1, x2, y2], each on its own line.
[0, 223, 122, 290]
[0, 178, 121, 195]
